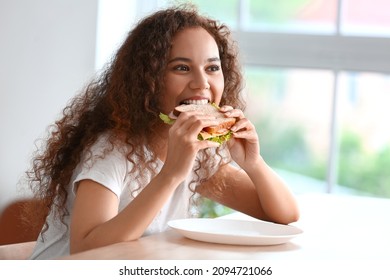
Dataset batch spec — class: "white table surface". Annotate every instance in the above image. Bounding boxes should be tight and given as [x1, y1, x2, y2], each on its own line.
[62, 193, 390, 260]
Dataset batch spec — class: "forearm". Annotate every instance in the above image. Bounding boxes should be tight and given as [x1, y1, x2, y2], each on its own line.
[109, 173, 180, 238]
[70, 173, 181, 254]
[245, 157, 300, 224]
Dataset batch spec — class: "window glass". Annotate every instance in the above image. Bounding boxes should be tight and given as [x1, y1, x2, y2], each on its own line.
[341, 0, 390, 36]
[337, 72, 390, 198]
[171, 0, 390, 201]
[245, 67, 333, 193]
[185, 0, 239, 29]
[245, 0, 337, 33]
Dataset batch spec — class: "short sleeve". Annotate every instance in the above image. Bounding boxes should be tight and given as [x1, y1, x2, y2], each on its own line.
[71, 136, 129, 198]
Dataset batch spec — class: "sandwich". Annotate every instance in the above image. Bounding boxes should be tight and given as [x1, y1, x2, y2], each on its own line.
[159, 103, 236, 144]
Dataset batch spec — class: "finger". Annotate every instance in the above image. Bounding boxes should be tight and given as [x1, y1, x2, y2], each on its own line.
[230, 118, 252, 132]
[232, 130, 258, 141]
[224, 108, 245, 119]
[180, 112, 223, 129]
[197, 140, 221, 150]
[171, 115, 221, 141]
[219, 105, 234, 112]
[174, 113, 217, 132]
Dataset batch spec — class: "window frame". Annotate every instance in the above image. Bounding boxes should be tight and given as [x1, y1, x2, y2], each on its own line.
[98, 0, 390, 194]
[232, 0, 390, 193]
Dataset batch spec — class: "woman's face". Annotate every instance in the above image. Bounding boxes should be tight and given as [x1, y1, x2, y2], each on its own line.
[160, 27, 224, 114]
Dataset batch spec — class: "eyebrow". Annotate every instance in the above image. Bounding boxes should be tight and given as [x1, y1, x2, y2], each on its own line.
[168, 56, 221, 64]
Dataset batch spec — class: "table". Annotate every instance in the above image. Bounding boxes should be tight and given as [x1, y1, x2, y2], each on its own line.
[62, 193, 390, 260]
[0, 241, 36, 260]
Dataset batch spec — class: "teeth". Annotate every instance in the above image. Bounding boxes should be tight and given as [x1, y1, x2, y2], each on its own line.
[182, 99, 209, 105]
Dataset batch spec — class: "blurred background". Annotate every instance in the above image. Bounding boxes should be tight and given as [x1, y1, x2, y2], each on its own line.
[1, 0, 389, 216]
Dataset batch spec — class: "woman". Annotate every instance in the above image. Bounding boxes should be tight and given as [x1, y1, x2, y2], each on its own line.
[27, 5, 299, 259]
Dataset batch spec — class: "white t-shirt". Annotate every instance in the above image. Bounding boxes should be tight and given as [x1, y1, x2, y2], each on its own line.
[29, 135, 197, 260]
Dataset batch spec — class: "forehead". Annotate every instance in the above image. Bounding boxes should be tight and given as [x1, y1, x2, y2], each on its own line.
[169, 27, 219, 58]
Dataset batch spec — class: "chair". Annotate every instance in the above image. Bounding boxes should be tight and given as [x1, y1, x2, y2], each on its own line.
[0, 198, 46, 245]
[0, 198, 48, 259]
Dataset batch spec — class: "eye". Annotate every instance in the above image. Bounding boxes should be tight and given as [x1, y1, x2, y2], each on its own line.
[173, 64, 190, 72]
[207, 65, 221, 72]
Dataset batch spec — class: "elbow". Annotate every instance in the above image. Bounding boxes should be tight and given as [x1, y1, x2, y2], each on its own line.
[279, 197, 301, 224]
[279, 207, 300, 225]
[267, 206, 300, 225]
[291, 202, 301, 222]
[286, 210, 300, 224]
[70, 235, 141, 255]
[272, 214, 299, 225]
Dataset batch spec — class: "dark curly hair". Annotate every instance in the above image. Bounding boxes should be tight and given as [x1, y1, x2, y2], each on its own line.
[26, 4, 245, 232]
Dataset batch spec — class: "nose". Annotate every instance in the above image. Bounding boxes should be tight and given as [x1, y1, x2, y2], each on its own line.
[189, 69, 210, 90]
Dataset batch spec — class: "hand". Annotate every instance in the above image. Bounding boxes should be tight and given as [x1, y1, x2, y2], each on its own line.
[219, 105, 261, 169]
[160, 111, 220, 183]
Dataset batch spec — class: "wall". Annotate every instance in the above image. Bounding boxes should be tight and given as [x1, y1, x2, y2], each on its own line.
[0, 0, 98, 212]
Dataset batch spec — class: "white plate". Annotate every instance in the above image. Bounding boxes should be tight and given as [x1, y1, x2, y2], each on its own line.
[168, 218, 303, 246]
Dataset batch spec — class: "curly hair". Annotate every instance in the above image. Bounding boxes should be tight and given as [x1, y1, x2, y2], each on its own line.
[26, 4, 245, 232]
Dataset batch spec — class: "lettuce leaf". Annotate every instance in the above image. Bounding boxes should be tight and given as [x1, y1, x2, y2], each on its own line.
[198, 130, 233, 144]
[159, 113, 175, 125]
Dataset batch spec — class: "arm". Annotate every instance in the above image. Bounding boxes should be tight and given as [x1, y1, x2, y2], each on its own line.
[197, 161, 299, 224]
[70, 112, 220, 254]
[197, 106, 299, 224]
[70, 172, 180, 254]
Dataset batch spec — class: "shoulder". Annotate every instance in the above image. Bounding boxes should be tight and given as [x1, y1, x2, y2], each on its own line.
[74, 133, 153, 182]
[81, 133, 131, 166]
[72, 134, 134, 193]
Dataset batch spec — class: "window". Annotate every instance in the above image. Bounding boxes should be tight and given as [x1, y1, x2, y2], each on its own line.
[337, 72, 390, 197]
[342, 0, 390, 36]
[96, 0, 390, 200]
[182, 0, 390, 199]
[243, 0, 338, 33]
[245, 67, 333, 194]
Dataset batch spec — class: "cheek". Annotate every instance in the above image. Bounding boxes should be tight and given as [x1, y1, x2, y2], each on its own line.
[160, 90, 175, 112]
[218, 77, 225, 92]
[164, 74, 186, 94]
[160, 77, 182, 113]
[164, 82, 182, 102]
[213, 75, 225, 101]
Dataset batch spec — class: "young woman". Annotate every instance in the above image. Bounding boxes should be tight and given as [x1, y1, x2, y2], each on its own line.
[27, 5, 299, 259]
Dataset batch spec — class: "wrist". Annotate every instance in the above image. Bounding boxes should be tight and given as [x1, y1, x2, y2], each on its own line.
[243, 155, 267, 177]
[157, 168, 184, 189]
